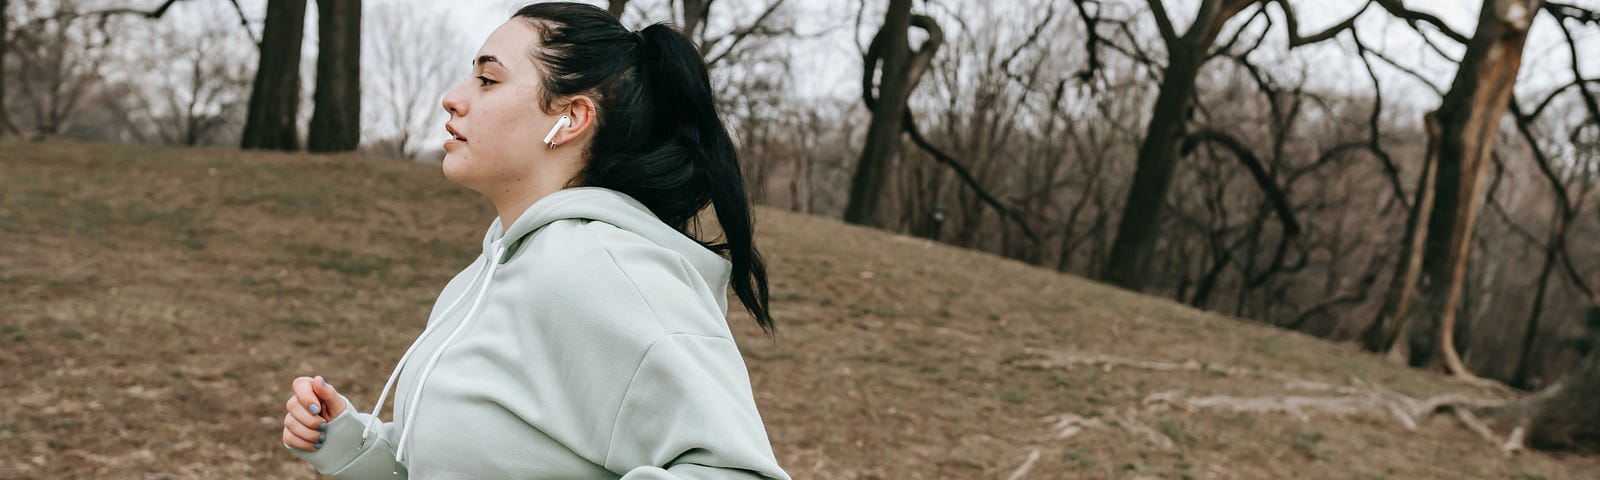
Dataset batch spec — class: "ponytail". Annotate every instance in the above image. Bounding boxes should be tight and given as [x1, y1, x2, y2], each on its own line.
[514, 3, 774, 334]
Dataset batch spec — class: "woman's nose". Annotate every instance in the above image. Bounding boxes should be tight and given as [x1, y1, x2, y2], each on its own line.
[442, 81, 469, 116]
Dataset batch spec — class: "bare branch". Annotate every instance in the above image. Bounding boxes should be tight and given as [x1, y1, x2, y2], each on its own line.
[1372, 0, 1470, 44]
[1351, 29, 1411, 208]
[80, 0, 187, 19]
[998, 1, 1058, 86]
[702, 0, 789, 68]
[1148, 0, 1181, 46]
[1553, 15, 1600, 124]
[79, 0, 258, 47]
[1543, 1, 1600, 24]
[1209, 4, 1267, 58]
[1183, 128, 1302, 236]
[226, 0, 258, 46]
[1272, 0, 1370, 47]
[902, 111, 1040, 242]
[1364, 44, 1446, 96]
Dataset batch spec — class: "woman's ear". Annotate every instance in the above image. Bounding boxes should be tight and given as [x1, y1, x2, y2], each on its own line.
[553, 96, 598, 147]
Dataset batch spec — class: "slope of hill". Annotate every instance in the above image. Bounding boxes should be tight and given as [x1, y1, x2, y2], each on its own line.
[2, 141, 1597, 479]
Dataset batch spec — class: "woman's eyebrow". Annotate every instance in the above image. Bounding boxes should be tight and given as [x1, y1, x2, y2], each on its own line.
[473, 55, 505, 69]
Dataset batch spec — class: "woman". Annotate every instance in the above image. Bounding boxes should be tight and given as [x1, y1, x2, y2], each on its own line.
[277, 3, 789, 478]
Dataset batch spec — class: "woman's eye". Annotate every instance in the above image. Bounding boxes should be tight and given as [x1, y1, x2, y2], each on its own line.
[477, 75, 496, 87]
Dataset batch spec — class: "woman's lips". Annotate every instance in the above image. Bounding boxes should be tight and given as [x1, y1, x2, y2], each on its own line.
[445, 125, 467, 149]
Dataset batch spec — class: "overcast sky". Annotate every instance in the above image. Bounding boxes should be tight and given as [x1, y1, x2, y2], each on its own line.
[137, 0, 1600, 146]
[172, 0, 1588, 106]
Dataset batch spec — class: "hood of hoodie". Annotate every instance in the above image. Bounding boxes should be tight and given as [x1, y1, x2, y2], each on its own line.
[481, 186, 732, 315]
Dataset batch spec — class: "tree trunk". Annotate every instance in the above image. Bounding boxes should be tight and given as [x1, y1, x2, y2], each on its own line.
[307, 0, 361, 153]
[609, 0, 627, 19]
[841, 0, 914, 227]
[1100, 47, 1202, 289]
[1403, 0, 1537, 374]
[241, 0, 308, 151]
[1361, 114, 1440, 354]
[680, 0, 711, 42]
[1098, 0, 1258, 290]
[1512, 219, 1563, 389]
[0, 0, 15, 137]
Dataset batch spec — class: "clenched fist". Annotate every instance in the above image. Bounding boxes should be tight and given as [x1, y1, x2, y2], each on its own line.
[282, 375, 348, 451]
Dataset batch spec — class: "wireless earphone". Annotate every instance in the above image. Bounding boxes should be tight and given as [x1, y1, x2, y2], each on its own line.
[543, 115, 571, 148]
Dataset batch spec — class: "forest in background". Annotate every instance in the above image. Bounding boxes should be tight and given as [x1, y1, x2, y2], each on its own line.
[3, 0, 1598, 453]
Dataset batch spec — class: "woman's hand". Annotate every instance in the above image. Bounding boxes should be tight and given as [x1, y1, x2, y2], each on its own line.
[282, 375, 347, 451]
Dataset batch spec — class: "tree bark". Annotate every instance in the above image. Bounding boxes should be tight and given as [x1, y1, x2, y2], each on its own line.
[307, 0, 361, 153]
[841, 0, 915, 227]
[241, 0, 308, 151]
[1403, 0, 1538, 374]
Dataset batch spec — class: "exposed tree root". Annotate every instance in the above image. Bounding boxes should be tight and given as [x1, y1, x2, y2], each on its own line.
[1005, 449, 1040, 480]
[1019, 349, 1533, 453]
[1039, 409, 1177, 451]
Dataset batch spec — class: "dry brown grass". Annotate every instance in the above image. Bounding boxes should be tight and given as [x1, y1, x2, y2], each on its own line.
[2, 141, 1597, 479]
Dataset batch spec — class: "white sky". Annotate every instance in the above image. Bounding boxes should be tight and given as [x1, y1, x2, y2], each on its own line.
[440, 0, 1595, 107]
[136, 0, 1600, 139]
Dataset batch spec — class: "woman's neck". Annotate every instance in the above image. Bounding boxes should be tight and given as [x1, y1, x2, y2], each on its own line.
[490, 177, 566, 236]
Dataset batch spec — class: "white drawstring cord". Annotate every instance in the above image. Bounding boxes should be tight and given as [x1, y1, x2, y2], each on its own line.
[395, 240, 505, 463]
[359, 249, 491, 445]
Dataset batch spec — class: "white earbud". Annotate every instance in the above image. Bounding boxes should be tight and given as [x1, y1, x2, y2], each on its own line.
[543, 115, 571, 147]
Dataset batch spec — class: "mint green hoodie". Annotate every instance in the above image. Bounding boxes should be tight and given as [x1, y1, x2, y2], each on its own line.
[290, 187, 789, 479]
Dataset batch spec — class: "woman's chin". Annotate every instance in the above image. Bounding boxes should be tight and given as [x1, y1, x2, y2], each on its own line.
[441, 152, 474, 186]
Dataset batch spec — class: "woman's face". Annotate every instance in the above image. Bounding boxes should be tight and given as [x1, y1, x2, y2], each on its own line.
[439, 20, 564, 192]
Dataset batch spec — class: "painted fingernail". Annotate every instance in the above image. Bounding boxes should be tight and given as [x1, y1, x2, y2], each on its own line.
[318, 433, 326, 443]
[314, 441, 323, 450]
[318, 422, 328, 432]
[321, 377, 328, 388]
[309, 403, 321, 415]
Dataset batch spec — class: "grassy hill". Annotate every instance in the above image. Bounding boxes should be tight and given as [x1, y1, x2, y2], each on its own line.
[2, 141, 1597, 479]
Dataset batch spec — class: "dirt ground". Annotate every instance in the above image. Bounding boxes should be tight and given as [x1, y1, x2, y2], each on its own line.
[3, 141, 1598, 479]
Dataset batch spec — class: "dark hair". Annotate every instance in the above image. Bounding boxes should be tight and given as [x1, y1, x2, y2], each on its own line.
[512, 2, 773, 334]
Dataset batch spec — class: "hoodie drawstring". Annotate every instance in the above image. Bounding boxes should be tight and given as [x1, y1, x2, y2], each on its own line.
[394, 240, 504, 463]
[357, 251, 486, 447]
[358, 240, 505, 467]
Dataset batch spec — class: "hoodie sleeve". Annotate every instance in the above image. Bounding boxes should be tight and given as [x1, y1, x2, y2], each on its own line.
[603, 334, 791, 480]
[289, 394, 409, 479]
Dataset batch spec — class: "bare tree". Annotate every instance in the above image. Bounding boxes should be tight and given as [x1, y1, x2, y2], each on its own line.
[844, 0, 1036, 241]
[842, 0, 922, 226]
[7, 0, 120, 136]
[363, 2, 459, 159]
[1360, 0, 1541, 378]
[241, 0, 307, 151]
[107, 14, 252, 146]
[306, 0, 360, 153]
[1094, 0, 1372, 291]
